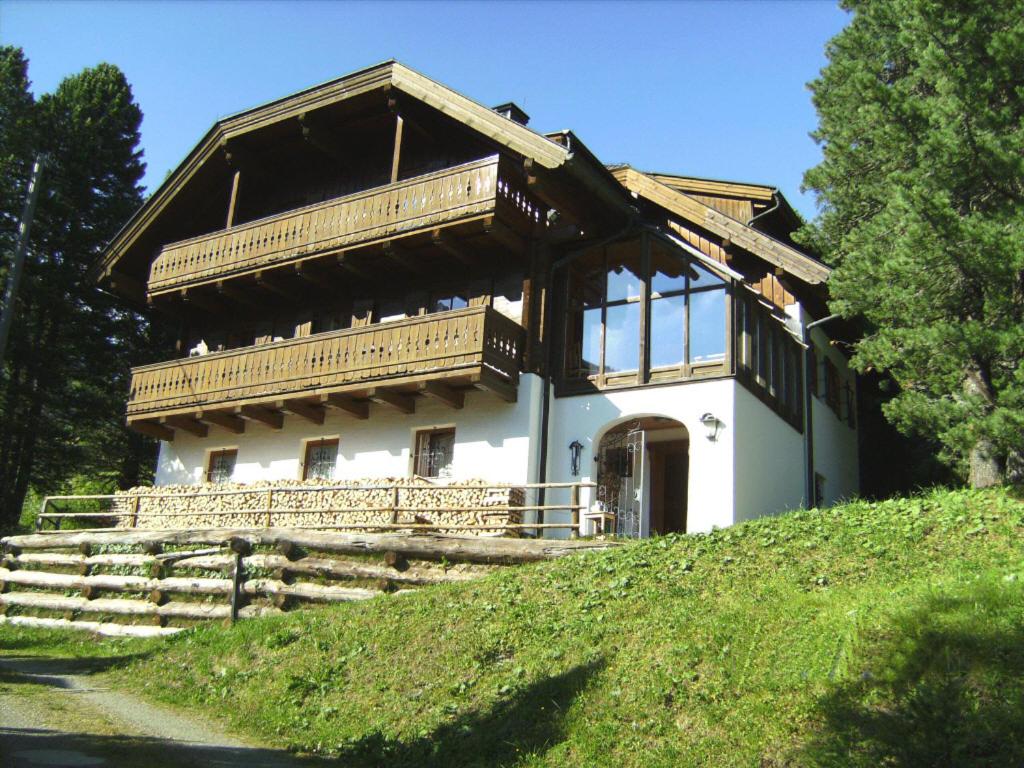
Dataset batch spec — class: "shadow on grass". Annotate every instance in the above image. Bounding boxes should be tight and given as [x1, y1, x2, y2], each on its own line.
[335, 658, 605, 768]
[800, 578, 1024, 767]
[0, 727, 331, 768]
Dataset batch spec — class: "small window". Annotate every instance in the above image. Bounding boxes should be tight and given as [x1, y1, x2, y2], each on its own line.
[206, 449, 237, 484]
[413, 428, 455, 478]
[303, 439, 339, 481]
[429, 294, 468, 313]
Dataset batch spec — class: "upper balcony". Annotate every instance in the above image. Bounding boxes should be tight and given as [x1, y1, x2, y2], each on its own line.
[146, 155, 543, 300]
[126, 306, 524, 440]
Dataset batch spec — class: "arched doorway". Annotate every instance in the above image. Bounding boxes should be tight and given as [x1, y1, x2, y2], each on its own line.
[596, 416, 689, 538]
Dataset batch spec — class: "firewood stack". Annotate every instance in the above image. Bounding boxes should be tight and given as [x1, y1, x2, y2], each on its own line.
[110, 478, 525, 535]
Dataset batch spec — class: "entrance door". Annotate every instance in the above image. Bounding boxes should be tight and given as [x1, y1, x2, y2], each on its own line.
[648, 440, 688, 534]
[597, 417, 689, 538]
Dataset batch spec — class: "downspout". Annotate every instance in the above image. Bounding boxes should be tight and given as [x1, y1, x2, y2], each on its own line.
[803, 313, 839, 507]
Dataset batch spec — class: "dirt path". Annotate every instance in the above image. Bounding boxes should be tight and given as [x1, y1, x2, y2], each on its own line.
[0, 657, 327, 767]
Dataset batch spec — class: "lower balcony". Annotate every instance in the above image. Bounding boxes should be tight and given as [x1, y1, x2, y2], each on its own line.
[127, 306, 524, 440]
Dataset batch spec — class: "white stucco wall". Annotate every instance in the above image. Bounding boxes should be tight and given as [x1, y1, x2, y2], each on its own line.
[732, 383, 806, 522]
[155, 373, 543, 487]
[809, 325, 859, 505]
[545, 379, 737, 536]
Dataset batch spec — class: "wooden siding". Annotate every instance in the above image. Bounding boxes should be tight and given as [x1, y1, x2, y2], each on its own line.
[147, 155, 542, 296]
[127, 306, 523, 421]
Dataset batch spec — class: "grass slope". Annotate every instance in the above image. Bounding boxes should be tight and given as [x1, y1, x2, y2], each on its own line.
[5, 487, 1024, 766]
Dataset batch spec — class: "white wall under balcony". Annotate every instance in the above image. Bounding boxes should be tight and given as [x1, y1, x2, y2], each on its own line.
[155, 374, 543, 487]
[544, 378, 737, 536]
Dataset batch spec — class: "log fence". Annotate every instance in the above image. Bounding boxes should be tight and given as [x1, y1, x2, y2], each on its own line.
[0, 528, 617, 636]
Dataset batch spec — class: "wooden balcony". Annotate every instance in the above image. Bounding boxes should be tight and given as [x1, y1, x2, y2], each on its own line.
[127, 306, 524, 439]
[146, 155, 542, 297]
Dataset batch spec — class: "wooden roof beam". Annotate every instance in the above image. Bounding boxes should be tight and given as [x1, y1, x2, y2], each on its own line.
[382, 241, 425, 273]
[216, 280, 261, 311]
[277, 399, 325, 425]
[318, 393, 369, 420]
[431, 228, 482, 268]
[368, 387, 415, 414]
[297, 112, 350, 171]
[483, 217, 527, 259]
[417, 381, 464, 409]
[236, 404, 284, 430]
[161, 415, 208, 438]
[197, 410, 246, 434]
[470, 371, 517, 403]
[337, 252, 374, 282]
[255, 270, 302, 303]
[128, 420, 174, 442]
[179, 287, 221, 314]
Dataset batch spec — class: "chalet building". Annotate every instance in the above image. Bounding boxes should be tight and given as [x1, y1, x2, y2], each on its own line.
[94, 61, 858, 538]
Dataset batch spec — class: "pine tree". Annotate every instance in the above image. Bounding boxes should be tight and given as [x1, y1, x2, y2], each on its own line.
[800, 0, 1024, 486]
[0, 51, 160, 529]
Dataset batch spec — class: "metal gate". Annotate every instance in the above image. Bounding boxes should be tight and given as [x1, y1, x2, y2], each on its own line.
[597, 422, 645, 538]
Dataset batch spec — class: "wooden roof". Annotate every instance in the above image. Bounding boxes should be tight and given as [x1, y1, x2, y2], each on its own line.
[96, 61, 580, 281]
[610, 166, 830, 286]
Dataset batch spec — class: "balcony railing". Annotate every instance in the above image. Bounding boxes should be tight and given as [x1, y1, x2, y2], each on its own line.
[147, 155, 542, 296]
[126, 306, 524, 421]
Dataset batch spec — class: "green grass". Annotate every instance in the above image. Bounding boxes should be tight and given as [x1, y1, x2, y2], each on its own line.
[4, 486, 1023, 766]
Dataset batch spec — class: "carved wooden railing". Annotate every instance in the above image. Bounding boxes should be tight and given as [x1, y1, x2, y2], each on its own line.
[147, 155, 542, 295]
[127, 307, 524, 418]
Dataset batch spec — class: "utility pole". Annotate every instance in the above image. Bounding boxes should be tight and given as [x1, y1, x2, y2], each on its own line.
[0, 156, 45, 370]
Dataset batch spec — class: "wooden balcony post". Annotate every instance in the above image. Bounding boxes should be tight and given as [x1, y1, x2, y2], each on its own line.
[225, 170, 241, 229]
[390, 114, 404, 184]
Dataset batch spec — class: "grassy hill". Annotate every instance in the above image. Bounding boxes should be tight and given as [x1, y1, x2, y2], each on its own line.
[6, 487, 1024, 766]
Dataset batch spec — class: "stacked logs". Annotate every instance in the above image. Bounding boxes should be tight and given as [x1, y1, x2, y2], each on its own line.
[110, 478, 525, 534]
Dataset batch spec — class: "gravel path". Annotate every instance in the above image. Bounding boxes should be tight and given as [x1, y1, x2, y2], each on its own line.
[0, 657, 326, 767]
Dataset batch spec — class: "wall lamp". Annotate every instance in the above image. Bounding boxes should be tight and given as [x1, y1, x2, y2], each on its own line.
[569, 440, 584, 476]
[699, 412, 723, 442]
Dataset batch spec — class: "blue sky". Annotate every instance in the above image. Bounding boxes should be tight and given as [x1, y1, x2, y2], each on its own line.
[2, 0, 848, 219]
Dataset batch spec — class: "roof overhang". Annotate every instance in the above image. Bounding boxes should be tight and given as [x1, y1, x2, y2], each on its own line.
[94, 61, 587, 284]
[611, 166, 830, 286]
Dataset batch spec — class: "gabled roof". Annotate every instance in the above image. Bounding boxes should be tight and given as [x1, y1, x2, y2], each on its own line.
[96, 61, 581, 280]
[610, 166, 830, 286]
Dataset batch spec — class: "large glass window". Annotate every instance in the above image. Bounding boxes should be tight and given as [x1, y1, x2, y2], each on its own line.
[564, 236, 730, 383]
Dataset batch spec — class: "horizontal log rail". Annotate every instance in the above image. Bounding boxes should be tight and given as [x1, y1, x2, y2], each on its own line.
[0, 528, 616, 636]
[34, 480, 599, 537]
[147, 154, 543, 294]
[126, 306, 523, 419]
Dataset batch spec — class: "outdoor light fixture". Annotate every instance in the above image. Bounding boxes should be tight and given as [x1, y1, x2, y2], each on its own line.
[569, 440, 584, 476]
[700, 412, 723, 441]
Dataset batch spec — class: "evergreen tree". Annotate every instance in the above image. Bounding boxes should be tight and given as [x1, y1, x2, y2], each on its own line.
[0, 49, 159, 529]
[800, 0, 1024, 486]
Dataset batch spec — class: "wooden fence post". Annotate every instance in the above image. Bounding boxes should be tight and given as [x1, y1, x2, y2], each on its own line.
[391, 485, 400, 525]
[131, 495, 141, 529]
[265, 489, 274, 528]
[570, 483, 581, 538]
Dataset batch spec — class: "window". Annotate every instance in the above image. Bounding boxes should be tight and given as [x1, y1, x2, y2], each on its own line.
[206, 449, 237, 484]
[564, 236, 729, 383]
[413, 428, 455, 478]
[429, 293, 469, 314]
[303, 438, 339, 481]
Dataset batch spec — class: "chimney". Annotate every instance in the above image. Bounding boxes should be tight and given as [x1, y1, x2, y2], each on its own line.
[492, 102, 530, 126]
